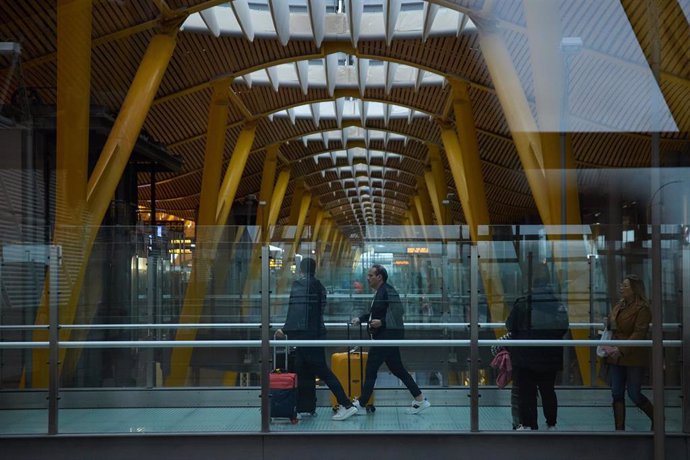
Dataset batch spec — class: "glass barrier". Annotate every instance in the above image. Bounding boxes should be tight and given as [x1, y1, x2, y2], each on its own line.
[0, 223, 685, 434]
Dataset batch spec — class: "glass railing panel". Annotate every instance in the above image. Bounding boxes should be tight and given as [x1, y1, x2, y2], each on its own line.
[474, 224, 683, 432]
[0, 225, 51, 434]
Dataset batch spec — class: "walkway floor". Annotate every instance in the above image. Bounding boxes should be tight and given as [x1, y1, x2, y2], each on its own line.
[0, 405, 679, 435]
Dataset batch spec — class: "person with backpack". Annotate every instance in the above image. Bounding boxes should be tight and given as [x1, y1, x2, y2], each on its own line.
[350, 264, 430, 414]
[506, 267, 569, 430]
[276, 258, 358, 421]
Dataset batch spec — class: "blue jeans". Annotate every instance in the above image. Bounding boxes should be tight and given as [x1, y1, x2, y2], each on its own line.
[609, 364, 644, 404]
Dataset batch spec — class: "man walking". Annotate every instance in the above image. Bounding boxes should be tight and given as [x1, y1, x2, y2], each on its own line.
[351, 264, 430, 414]
[276, 257, 358, 421]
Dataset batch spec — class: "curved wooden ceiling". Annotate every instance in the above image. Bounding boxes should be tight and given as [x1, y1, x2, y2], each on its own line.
[1, 0, 689, 234]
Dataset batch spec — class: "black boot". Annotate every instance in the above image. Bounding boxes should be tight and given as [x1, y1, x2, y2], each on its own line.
[637, 396, 654, 430]
[613, 401, 625, 431]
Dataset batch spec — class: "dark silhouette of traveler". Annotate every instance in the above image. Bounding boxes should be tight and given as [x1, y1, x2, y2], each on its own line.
[351, 264, 429, 414]
[606, 274, 654, 430]
[506, 268, 569, 430]
[276, 257, 357, 421]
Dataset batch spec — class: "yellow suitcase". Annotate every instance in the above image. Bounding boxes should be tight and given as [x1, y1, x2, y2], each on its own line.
[330, 350, 375, 409]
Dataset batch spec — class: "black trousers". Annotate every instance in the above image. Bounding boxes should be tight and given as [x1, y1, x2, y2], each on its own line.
[514, 367, 558, 429]
[359, 346, 421, 406]
[295, 347, 351, 408]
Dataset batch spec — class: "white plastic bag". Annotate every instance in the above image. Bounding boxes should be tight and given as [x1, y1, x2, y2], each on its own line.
[596, 329, 613, 358]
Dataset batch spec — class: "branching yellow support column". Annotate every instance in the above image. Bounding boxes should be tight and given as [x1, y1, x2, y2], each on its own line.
[424, 168, 444, 227]
[287, 191, 312, 260]
[31, 0, 93, 388]
[265, 169, 291, 239]
[256, 145, 279, 232]
[166, 121, 256, 386]
[476, 25, 552, 224]
[33, 15, 179, 386]
[166, 83, 231, 386]
[440, 81, 507, 331]
[311, 210, 325, 242]
[479, 20, 589, 383]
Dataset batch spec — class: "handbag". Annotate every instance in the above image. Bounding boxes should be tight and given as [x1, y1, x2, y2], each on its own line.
[596, 328, 614, 358]
[490, 349, 512, 389]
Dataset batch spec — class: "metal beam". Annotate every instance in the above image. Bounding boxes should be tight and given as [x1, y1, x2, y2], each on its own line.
[478, 22, 590, 385]
[33, 26, 178, 387]
[256, 145, 279, 232]
[31, 0, 93, 388]
[216, 122, 258, 224]
[164, 81, 229, 386]
[165, 122, 256, 386]
[266, 170, 291, 236]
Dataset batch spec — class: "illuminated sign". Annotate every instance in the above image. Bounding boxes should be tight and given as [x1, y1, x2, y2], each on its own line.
[393, 260, 410, 266]
[406, 247, 429, 254]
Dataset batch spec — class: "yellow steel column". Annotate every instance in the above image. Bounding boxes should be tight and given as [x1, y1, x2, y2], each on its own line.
[523, 0, 589, 383]
[215, 122, 258, 225]
[31, 0, 93, 388]
[165, 83, 230, 387]
[166, 121, 256, 386]
[427, 144, 447, 224]
[265, 169, 291, 240]
[476, 24, 552, 224]
[479, 21, 589, 382]
[443, 81, 507, 329]
[311, 210, 325, 242]
[256, 145, 279, 232]
[287, 178, 306, 228]
[288, 191, 313, 259]
[34, 17, 179, 386]
[424, 168, 444, 227]
[86, 30, 178, 212]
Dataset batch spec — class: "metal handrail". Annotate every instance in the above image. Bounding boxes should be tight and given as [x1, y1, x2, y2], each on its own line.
[1, 321, 681, 331]
[0, 338, 682, 349]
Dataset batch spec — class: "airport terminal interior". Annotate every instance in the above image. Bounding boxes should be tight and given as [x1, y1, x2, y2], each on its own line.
[1, 1, 690, 459]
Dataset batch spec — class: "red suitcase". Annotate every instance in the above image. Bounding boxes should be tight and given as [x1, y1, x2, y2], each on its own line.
[270, 334, 298, 423]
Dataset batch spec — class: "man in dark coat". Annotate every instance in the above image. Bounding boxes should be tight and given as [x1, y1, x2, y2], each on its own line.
[351, 264, 429, 414]
[276, 258, 357, 421]
[506, 272, 569, 430]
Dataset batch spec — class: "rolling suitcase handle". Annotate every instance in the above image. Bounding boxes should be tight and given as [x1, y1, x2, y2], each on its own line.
[345, 323, 366, 399]
[273, 331, 289, 371]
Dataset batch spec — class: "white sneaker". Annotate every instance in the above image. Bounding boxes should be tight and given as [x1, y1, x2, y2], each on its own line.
[352, 399, 367, 415]
[409, 398, 430, 414]
[546, 425, 557, 431]
[332, 405, 358, 421]
[516, 425, 532, 431]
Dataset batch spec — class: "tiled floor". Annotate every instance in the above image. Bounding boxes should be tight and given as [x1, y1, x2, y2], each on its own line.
[0, 405, 679, 435]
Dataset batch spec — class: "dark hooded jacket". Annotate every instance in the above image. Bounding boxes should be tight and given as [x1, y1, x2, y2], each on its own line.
[358, 282, 405, 339]
[506, 287, 569, 372]
[282, 274, 327, 340]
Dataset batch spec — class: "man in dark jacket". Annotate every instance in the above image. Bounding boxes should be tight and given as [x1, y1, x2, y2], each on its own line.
[351, 264, 429, 414]
[506, 273, 569, 430]
[276, 258, 357, 421]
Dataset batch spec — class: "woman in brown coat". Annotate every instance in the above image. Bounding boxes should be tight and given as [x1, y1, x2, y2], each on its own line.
[605, 274, 654, 430]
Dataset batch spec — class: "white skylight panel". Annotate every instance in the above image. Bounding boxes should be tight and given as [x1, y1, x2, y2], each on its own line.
[183, 3, 473, 42]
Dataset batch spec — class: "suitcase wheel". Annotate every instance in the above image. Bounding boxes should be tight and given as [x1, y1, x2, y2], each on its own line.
[366, 405, 376, 413]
